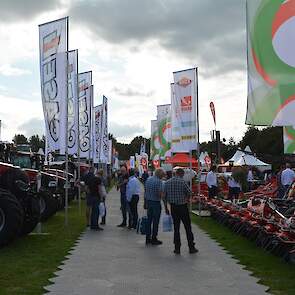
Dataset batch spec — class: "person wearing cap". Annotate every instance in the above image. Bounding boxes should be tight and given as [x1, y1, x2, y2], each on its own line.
[163, 168, 198, 255]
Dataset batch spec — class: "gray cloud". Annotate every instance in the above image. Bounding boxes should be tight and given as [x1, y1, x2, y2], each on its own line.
[110, 121, 145, 139]
[0, 0, 61, 22]
[18, 118, 45, 137]
[69, 0, 246, 76]
[112, 87, 154, 97]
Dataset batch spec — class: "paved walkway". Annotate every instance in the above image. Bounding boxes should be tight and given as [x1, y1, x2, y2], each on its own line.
[45, 188, 268, 295]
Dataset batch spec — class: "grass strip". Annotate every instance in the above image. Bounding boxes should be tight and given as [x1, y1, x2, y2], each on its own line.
[0, 200, 86, 295]
[192, 215, 295, 295]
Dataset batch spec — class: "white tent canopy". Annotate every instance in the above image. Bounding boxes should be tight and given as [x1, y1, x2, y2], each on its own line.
[225, 150, 244, 165]
[224, 146, 271, 171]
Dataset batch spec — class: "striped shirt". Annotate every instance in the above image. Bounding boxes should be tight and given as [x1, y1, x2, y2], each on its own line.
[163, 176, 191, 205]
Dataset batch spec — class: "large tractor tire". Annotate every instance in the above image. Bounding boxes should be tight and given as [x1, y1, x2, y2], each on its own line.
[39, 190, 58, 222]
[0, 168, 29, 195]
[0, 189, 24, 246]
[20, 193, 41, 236]
[0, 168, 41, 235]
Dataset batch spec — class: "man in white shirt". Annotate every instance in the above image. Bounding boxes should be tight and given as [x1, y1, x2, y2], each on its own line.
[228, 168, 241, 202]
[126, 169, 141, 229]
[247, 167, 254, 191]
[206, 165, 217, 198]
[281, 163, 295, 196]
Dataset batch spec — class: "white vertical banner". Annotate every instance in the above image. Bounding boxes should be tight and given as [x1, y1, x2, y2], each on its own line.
[78, 71, 92, 158]
[108, 139, 112, 165]
[100, 96, 109, 163]
[172, 68, 198, 152]
[157, 104, 172, 158]
[67, 49, 79, 155]
[92, 104, 103, 163]
[39, 17, 68, 154]
[79, 85, 93, 159]
[130, 156, 135, 169]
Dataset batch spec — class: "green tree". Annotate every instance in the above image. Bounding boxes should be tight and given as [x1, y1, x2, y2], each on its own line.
[13, 134, 28, 144]
[29, 135, 45, 152]
[238, 126, 284, 170]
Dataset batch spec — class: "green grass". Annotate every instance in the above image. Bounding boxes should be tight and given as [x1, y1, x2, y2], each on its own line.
[0, 200, 86, 295]
[192, 215, 295, 295]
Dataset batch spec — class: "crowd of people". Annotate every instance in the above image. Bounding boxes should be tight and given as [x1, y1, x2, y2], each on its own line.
[83, 165, 198, 255]
[205, 162, 295, 200]
[0, 142, 16, 163]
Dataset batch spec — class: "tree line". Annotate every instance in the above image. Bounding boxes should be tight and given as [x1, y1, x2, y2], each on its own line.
[11, 126, 292, 170]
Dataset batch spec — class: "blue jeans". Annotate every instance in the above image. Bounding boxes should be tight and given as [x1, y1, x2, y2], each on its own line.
[90, 196, 100, 229]
[120, 193, 131, 225]
[146, 200, 161, 240]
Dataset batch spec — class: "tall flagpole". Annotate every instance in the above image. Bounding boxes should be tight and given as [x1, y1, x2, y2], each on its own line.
[189, 149, 193, 212]
[65, 16, 69, 226]
[195, 67, 201, 215]
[77, 52, 81, 215]
[89, 86, 93, 168]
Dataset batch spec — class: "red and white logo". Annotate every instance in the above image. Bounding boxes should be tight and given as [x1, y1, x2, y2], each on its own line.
[177, 76, 192, 87]
[181, 96, 192, 111]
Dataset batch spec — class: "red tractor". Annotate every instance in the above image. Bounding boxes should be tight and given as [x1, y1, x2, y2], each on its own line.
[24, 169, 64, 221]
[0, 162, 40, 246]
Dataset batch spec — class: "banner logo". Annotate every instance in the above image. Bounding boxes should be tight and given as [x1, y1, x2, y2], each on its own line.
[177, 76, 192, 87]
[181, 96, 192, 111]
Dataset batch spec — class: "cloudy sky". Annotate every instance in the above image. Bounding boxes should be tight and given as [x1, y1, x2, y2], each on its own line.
[0, 0, 248, 143]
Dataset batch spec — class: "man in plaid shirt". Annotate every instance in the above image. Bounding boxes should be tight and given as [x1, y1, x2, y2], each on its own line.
[144, 168, 166, 245]
[164, 168, 198, 255]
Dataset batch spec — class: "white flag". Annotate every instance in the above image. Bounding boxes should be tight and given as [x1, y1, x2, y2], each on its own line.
[79, 84, 93, 159]
[100, 96, 109, 163]
[172, 68, 198, 152]
[39, 17, 68, 154]
[108, 139, 112, 165]
[67, 50, 78, 155]
[78, 71, 92, 158]
[93, 104, 103, 163]
[130, 156, 135, 169]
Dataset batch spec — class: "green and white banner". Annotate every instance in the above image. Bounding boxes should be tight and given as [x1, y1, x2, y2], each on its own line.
[150, 120, 160, 161]
[157, 104, 172, 159]
[246, 0, 295, 126]
[284, 126, 295, 154]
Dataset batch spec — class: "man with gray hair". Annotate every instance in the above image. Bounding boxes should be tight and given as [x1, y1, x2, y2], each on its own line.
[144, 168, 166, 245]
[164, 168, 198, 255]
